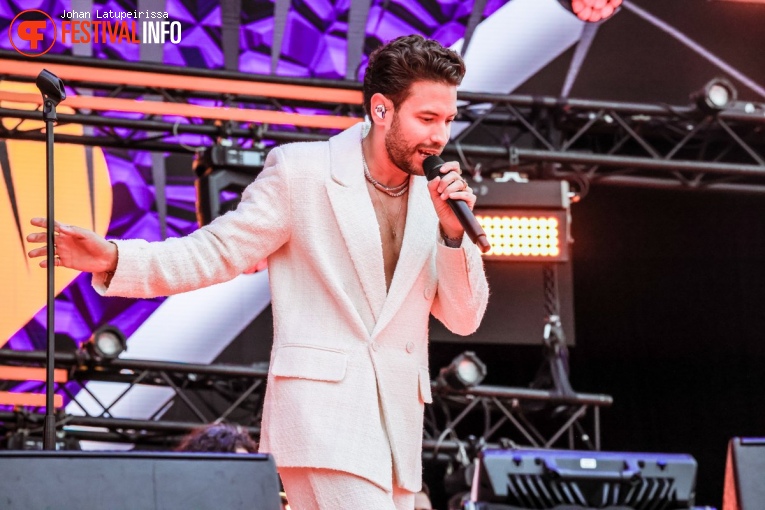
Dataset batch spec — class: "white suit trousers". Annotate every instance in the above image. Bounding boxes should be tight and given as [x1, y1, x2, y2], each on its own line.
[280, 467, 415, 510]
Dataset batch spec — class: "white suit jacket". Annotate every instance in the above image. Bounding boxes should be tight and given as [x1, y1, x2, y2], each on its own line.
[94, 122, 489, 492]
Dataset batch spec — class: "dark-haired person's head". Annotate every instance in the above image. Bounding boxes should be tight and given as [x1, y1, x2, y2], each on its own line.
[363, 35, 466, 176]
[176, 423, 258, 454]
[363, 35, 465, 118]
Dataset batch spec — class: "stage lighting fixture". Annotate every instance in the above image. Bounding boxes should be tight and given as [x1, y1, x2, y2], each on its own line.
[692, 77, 738, 113]
[438, 351, 487, 390]
[470, 179, 572, 262]
[559, 0, 622, 23]
[85, 325, 127, 361]
[476, 212, 565, 260]
[193, 144, 266, 226]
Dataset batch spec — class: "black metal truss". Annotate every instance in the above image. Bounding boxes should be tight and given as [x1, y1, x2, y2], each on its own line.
[0, 49, 362, 154]
[423, 384, 612, 464]
[2, 51, 764, 193]
[0, 350, 612, 463]
[453, 92, 765, 195]
[0, 349, 267, 446]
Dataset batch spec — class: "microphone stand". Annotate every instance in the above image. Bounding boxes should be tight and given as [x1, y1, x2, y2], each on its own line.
[37, 69, 66, 451]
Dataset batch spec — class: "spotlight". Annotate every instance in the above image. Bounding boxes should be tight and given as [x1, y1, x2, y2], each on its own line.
[438, 351, 487, 390]
[559, 0, 623, 23]
[476, 212, 566, 260]
[193, 145, 265, 226]
[470, 179, 572, 262]
[692, 77, 738, 113]
[85, 325, 127, 361]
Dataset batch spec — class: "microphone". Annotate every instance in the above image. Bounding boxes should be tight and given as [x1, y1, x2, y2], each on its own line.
[423, 156, 491, 253]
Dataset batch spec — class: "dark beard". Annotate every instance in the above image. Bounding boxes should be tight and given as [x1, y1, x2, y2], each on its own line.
[384, 113, 422, 176]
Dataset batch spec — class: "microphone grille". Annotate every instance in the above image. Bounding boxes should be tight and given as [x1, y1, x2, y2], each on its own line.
[423, 155, 445, 181]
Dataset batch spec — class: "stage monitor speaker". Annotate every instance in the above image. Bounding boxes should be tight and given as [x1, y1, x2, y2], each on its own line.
[0, 451, 281, 510]
[468, 448, 697, 510]
[723, 437, 765, 510]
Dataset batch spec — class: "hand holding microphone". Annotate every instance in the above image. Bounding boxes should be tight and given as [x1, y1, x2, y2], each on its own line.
[423, 156, 491, 253]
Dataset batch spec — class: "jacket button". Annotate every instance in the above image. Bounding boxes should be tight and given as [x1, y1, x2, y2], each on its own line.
[424, 286, 434, 300]
[406, 341, 415, 353]
[370, 341, 379, 351]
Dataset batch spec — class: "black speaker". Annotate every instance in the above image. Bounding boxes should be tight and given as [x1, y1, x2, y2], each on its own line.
[0, 451, 281, 510]
[723, 437, 765, 510]
[468, 448, 697, 510]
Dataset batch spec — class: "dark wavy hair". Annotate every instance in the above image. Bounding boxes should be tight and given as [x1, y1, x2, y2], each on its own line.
[363, 34, 466, 117]
[176, 424, 258, 453]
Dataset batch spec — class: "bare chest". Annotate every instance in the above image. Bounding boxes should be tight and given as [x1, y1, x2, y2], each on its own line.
[366, 185, 408, 292]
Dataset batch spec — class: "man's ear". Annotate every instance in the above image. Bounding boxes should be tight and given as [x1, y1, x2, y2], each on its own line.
[369, 93, 392, 126]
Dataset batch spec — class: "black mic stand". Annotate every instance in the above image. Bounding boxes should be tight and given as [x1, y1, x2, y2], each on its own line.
[37, 69, 66, 451]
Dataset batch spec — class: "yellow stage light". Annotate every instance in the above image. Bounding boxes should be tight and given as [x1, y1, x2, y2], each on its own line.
[476, 210, 567, 261]
[468, 179, 571, 261]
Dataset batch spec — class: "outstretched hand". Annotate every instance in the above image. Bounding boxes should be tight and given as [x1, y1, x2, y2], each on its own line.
[27, 217, 118, 273]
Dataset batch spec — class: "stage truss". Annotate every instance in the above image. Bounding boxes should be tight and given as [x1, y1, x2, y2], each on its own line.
[0, 349, 611, 462]
[0, 350, 266, 446]
[424, 384, 611, 463]
[1, 50, 764, 194]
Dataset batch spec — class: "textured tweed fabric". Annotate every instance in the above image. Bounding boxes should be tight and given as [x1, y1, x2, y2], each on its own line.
[280, 467, 415, 510]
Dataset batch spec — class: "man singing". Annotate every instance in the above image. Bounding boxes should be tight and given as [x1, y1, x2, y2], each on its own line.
[27, 34, 489, 510]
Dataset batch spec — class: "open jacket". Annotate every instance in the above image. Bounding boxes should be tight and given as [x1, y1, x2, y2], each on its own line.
[93, 122, 489, 492]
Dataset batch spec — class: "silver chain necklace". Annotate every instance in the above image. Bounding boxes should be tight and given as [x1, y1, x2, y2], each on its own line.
[361, 149, 409, 198]
[361, 145, 407, 238]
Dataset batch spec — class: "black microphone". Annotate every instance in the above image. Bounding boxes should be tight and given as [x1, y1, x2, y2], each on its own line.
[423, 156, 491, 253]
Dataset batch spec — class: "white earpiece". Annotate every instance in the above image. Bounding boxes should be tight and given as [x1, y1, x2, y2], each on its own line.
[374, 104, 386, 119]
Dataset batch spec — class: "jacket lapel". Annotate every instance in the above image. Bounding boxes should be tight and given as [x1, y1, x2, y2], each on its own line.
[326, 124, 388, 324]
[372, 175, 437, 338]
